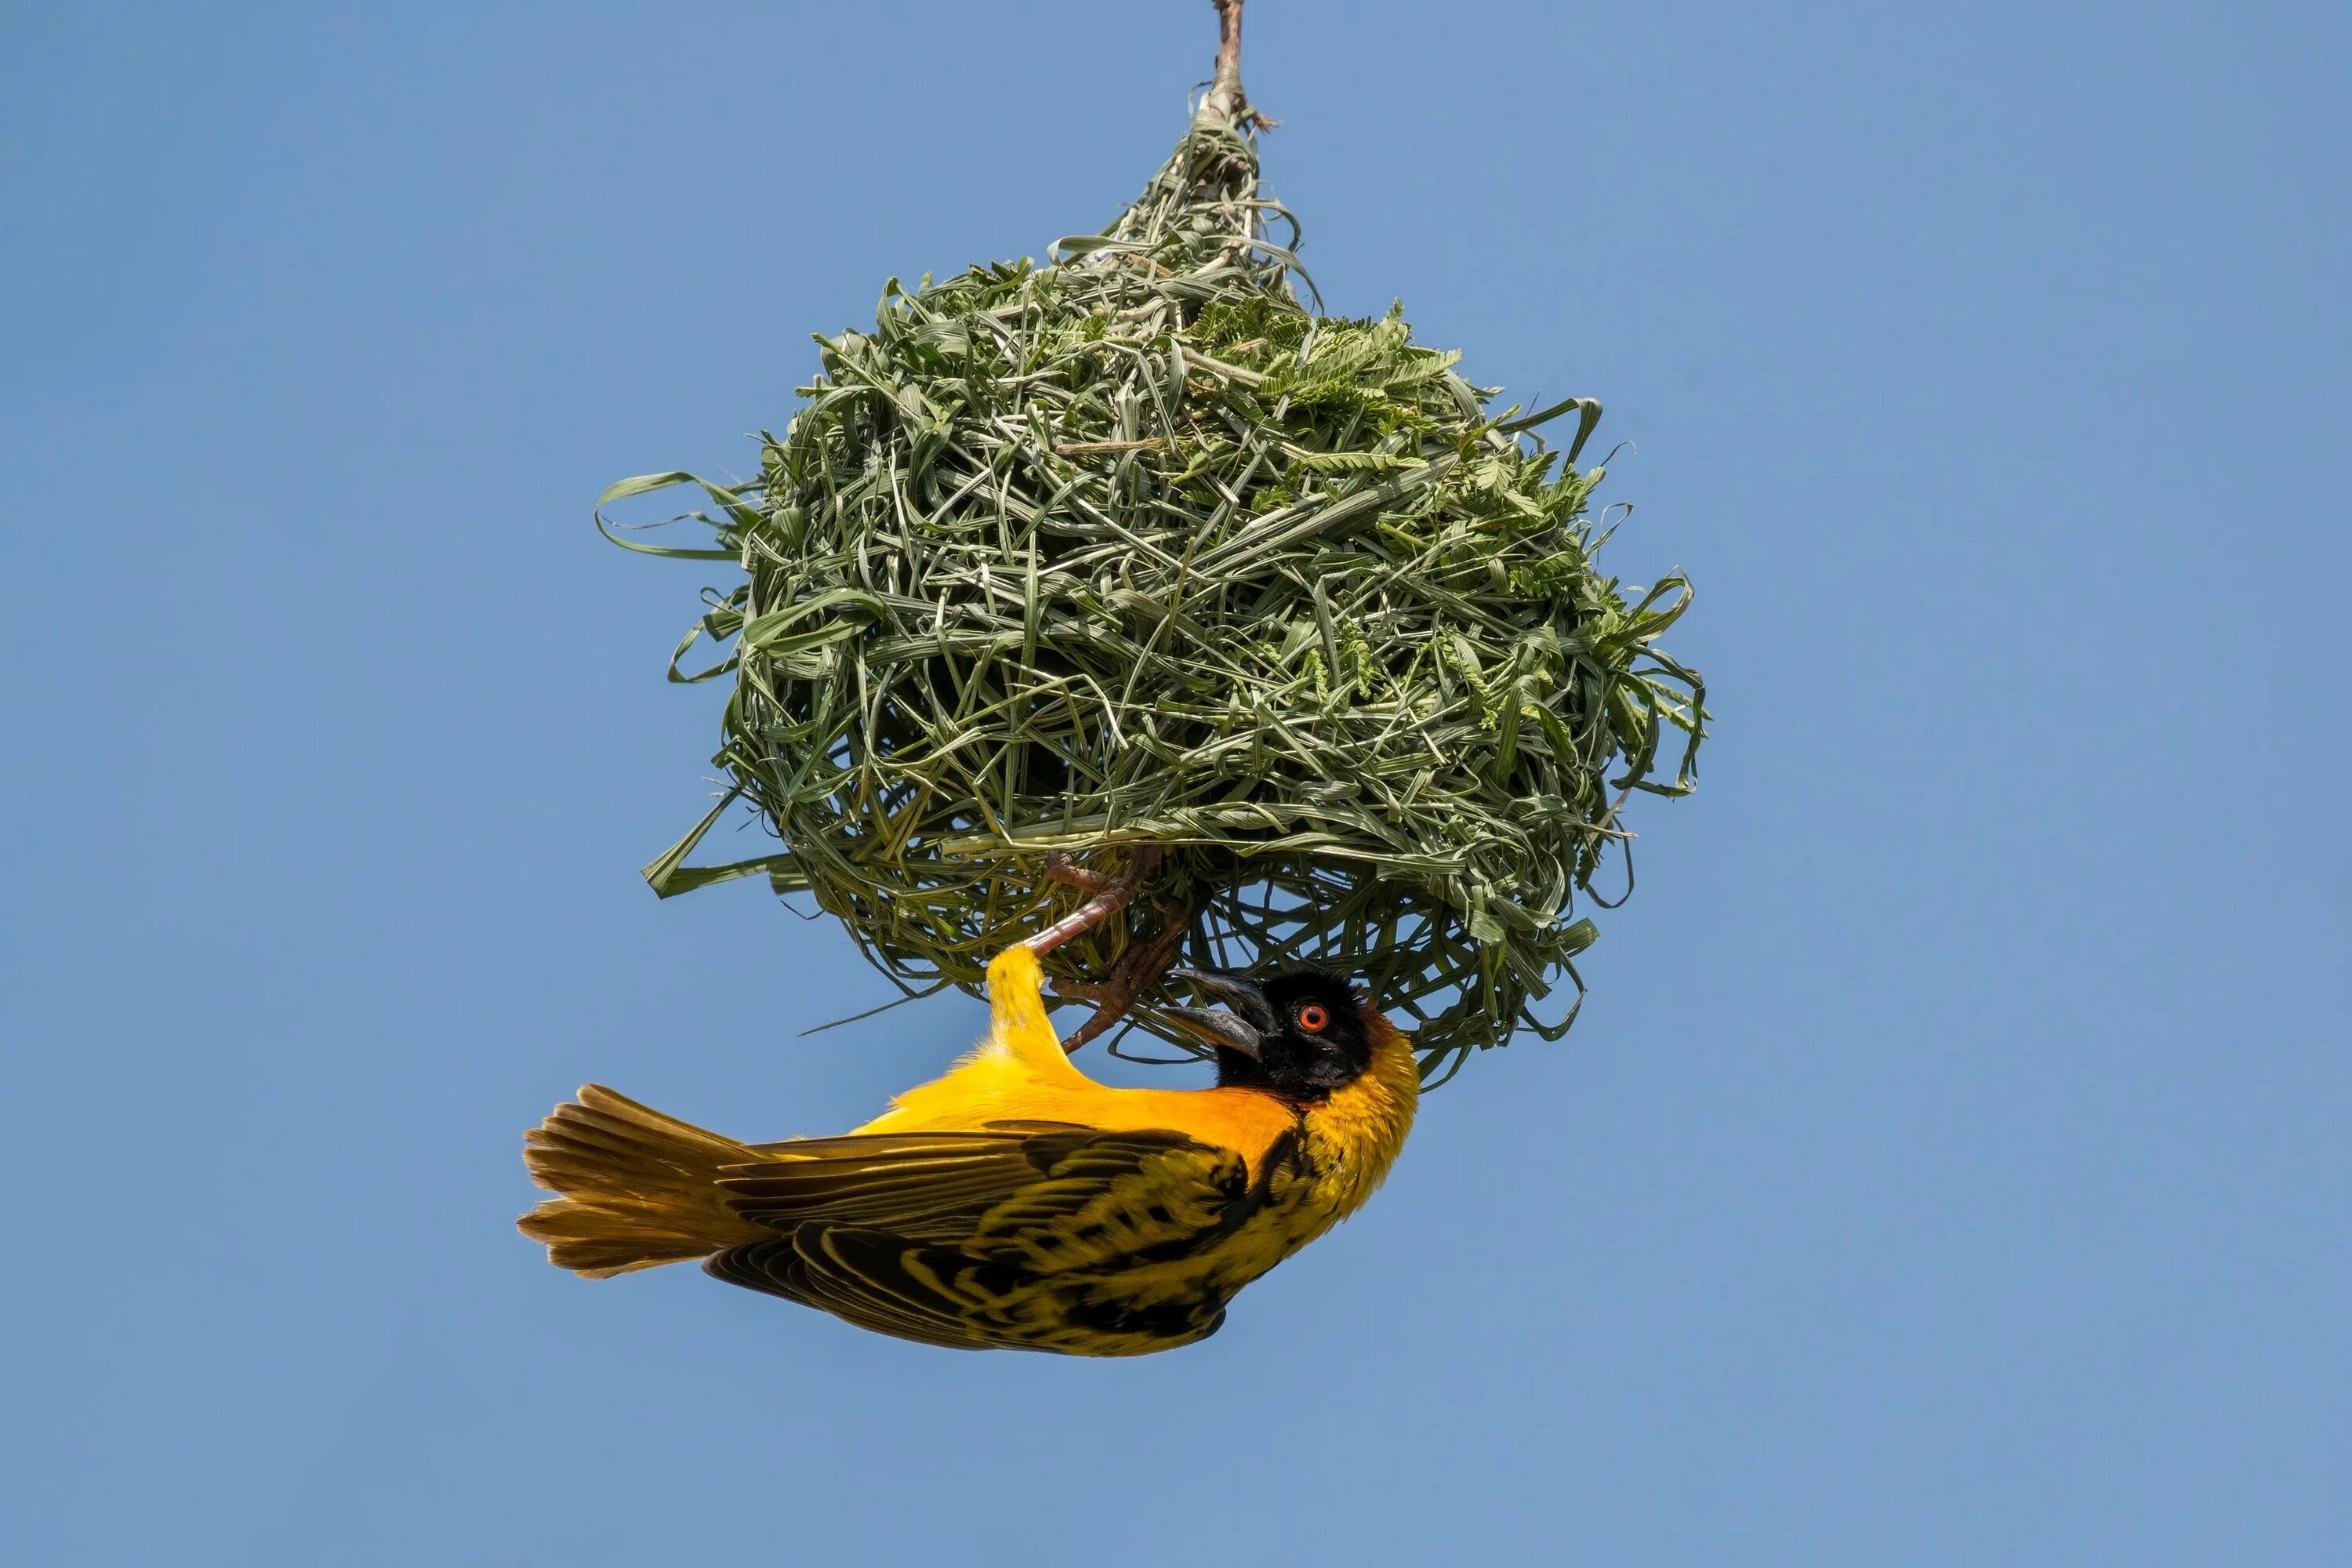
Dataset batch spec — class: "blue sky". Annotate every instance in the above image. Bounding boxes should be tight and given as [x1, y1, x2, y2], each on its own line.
[3, 2, 2346, 1563]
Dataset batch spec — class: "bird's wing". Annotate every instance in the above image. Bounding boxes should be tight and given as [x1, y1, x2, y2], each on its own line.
[717, 1127, 1249, 1248]
[706, 1126, 1266, 1353]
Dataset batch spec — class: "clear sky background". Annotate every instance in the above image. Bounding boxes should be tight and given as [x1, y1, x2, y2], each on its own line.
[4, 2, 2347, 1564]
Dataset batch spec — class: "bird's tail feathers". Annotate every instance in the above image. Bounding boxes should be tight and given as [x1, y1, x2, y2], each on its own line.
[520, 1085, 770, 1278]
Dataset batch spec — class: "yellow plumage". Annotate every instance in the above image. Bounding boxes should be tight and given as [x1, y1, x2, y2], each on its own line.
[521, 945, 1418, 1355]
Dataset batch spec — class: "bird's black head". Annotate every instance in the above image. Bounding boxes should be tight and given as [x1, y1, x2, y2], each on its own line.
[1163, 965, 1374, 1099]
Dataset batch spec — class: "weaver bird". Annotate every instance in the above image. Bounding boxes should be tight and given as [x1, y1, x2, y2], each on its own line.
[519, 944, 1417, 1355]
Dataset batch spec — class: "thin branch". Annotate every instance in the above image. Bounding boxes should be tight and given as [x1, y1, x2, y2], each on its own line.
[1200, 0, 1276, 132]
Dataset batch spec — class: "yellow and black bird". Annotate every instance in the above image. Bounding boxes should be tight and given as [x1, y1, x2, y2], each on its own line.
[519, 943, 1417, 1355]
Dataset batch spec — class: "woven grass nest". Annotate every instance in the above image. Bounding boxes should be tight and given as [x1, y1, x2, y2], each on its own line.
[609, 4, 1704, 1084]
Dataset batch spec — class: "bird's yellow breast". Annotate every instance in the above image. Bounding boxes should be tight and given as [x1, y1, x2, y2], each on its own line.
[1295, 1012, 1421, 1217]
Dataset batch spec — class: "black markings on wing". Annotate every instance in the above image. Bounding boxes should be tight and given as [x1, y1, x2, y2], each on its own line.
[705, 1126, 1265, 1354]
[716, 1128, 1245, 1247]
[707, 1230, 998, 1351]
[705, 1225, 1230, 1354]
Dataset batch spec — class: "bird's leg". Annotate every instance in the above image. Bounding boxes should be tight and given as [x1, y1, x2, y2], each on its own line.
[1024, 846, 1162, 958]
[1041, 852, 1112, 895]
[1059, 915, 1190, 1052]
[1021, 847, 1182, 1054]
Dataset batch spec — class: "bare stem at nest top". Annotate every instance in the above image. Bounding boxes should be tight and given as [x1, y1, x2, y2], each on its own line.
[1200, 0, 1276, 132]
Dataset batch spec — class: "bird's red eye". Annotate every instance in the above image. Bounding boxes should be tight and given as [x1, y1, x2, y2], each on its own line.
[1298, 1004, 1330, 1033]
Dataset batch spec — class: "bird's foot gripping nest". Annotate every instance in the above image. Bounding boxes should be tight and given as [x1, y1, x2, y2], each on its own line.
[1022, 849, 1191, 1053]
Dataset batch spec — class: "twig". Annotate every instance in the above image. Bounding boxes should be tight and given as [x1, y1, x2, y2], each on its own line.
[1200, 0, 1276, 133]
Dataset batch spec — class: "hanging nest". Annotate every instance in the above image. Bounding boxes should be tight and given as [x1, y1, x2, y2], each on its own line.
[608, 6, 1704, 1083]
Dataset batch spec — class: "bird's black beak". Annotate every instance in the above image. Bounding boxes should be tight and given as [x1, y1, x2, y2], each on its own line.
[1162, 967, 1277, 1060]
